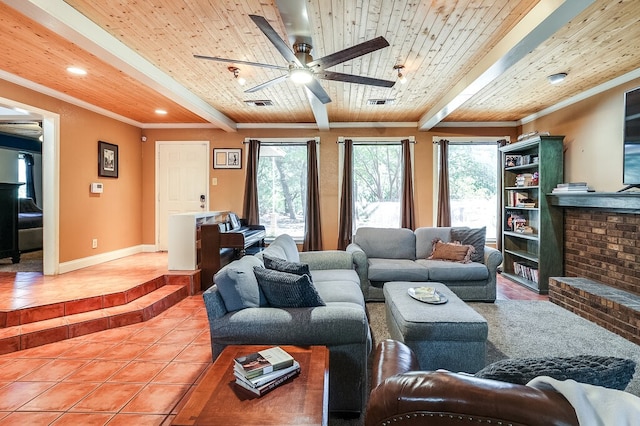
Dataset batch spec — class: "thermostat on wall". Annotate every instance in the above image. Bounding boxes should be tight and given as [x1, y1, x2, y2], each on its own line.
[90, 182, 104, 193]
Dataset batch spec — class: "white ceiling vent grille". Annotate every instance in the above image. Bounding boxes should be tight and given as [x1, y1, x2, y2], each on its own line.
[244, 100, 274, 106]
[367, 99, 395, 105]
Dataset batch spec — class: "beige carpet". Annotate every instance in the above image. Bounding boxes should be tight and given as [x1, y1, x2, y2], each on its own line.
[0, 250, 43, 272]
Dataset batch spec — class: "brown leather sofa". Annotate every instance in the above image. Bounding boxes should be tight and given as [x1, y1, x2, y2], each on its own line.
[366, 339, 580, 426]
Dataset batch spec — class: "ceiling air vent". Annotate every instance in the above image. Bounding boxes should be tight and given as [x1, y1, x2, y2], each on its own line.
[244, 100, 274, 107]
[367, 99, 395, 105]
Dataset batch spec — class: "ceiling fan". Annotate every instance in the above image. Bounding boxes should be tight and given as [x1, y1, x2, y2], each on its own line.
[194, 15, 395, 104]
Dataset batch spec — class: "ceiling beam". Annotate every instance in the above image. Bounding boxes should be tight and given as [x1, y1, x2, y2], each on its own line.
[418, 0, 596, 131]
[2, 0, 237, 132]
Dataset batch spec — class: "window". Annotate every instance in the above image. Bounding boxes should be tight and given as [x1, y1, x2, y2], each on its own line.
[17, 154, 27, 199]
[352, 143, 403, 229]
[446, 142, 498, 238]
[257, 143, 308, 239]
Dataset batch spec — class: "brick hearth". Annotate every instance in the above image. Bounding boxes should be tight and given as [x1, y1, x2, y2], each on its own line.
[549, 209, 639, 344]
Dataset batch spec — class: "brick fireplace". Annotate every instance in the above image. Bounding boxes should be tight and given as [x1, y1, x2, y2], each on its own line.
[547, 196, 640, 345]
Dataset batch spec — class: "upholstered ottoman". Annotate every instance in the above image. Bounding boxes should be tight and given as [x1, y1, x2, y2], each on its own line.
[384, 281, 487, 373]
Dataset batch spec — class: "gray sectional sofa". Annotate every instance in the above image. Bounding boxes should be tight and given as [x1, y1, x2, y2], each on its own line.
[346, 226, 503, 302]
[202, 234, 371, 414]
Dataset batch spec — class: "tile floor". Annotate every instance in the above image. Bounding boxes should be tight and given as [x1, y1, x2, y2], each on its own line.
[0, 253, 545, 425]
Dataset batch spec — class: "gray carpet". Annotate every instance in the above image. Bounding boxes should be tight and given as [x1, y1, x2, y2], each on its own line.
[0, 250, 42, 272]
[366, 300, 640, 396]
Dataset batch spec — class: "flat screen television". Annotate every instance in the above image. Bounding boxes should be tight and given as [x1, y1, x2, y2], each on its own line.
[622, 86, 640, 191]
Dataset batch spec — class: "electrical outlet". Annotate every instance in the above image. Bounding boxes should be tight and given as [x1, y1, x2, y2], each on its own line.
[92, 239, 98, 249]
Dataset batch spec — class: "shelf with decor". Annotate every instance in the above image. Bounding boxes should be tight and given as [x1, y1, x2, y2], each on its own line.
[500, 135, 564, 294]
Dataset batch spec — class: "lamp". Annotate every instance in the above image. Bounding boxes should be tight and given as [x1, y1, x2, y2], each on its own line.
[290, 68, 313, 85]
[394, 65, 407, 84]
[547, 72, 567, 85]
[228, 66, 246, 86]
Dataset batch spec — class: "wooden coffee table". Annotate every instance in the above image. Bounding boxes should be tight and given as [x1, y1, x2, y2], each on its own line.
[172, 345, 329, 426]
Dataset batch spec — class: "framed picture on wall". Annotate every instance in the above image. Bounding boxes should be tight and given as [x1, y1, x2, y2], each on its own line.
[98, 141, 119, 178]
[214, 148, 242, 169]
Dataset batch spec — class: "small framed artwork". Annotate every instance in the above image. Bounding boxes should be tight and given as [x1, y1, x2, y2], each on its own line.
[98, 141, 119, 178]
[214, 148, 242, 169]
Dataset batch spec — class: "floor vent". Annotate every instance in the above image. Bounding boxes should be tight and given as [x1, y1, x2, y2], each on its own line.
[244, 100, 274, 107]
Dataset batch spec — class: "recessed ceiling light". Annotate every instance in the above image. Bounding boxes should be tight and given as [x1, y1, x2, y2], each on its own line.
[155, 109, 168, 115]
[547, 72, 567, 85]
[66, 67, 87, 76]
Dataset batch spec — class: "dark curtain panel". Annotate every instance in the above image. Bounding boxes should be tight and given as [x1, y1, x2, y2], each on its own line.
[337, 139, 353, 250]
[401, 139, 415, 230]
[303, 140, 323, 251]
[242, 140, 260, 224]
[496, 139, 508, 250]
[436, 139, 451, 227]
[23, 153, 36, 204]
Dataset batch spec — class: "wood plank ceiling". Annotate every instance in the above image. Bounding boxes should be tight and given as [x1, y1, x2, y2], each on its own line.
[0, 0, 638, 130]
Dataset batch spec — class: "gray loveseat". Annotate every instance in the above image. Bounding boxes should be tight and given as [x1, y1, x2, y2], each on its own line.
[346, 227, 503, 302]
[202, 234, 371, 414]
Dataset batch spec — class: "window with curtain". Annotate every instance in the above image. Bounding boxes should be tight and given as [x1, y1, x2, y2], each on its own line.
[18, 154, 27, 199]
[446, 142, 498, 238]
[257, 142, 308, 239]
[352, 142, 403, 229]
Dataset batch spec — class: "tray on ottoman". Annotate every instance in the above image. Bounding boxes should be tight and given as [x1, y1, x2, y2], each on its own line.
[384, 281, 487, 373]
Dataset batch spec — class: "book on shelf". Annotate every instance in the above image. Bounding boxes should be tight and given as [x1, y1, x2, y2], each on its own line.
[234, 346, 295, 379]
[552, 182, 593, 193]
[513, 261, 538, 283]
[234, 365, 301, 396]
[234, 360, 301, 388]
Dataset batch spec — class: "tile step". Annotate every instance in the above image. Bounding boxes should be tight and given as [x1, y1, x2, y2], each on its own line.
[0, 272, 199, 328]
[0, 284, 190, 355]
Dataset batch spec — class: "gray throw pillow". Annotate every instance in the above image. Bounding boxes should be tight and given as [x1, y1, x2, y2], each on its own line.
[451, 227, 486, 263]
[475, 355, 636, 390]
[253, 267, 325, 308]
[213, 256, 267, 311]
[263, 254, 310, 276]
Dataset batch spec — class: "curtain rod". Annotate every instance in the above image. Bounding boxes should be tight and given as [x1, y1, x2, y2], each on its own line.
[336, 136, 416, 144]
[243, 137, 319, 144]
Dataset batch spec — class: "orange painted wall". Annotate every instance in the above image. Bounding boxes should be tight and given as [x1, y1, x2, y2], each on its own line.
[0, 79, 142, 262]
[521, 76, 640, 192]
[142, 126, 516, 250]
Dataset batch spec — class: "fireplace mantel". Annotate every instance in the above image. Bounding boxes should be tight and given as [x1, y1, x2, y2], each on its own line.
[548, 192, 640, 213]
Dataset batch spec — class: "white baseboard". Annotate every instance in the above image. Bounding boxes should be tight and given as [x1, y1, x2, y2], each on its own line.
[58, 245, 145, 274]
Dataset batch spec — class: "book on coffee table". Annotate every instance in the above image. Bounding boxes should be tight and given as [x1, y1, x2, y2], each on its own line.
[234, 360, 301, 388]
[234, 363, 301, 396]
[234, 346, 295, 379]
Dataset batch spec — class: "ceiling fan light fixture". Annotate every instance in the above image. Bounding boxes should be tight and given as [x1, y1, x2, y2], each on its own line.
[547, 72, 568, 85]
[228, 66, 246, 86]
[290, 68, 313, 85]
[394, 65, 407, 84]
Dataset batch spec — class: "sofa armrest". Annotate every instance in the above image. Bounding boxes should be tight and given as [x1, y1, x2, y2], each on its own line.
[371, 340, 420, 389]
[365, 370, 579, 426]
[346, 243, 369, 291]
[202, 285, 229, 321]
[299, 250, 354, 270]
[484, 245, 503, 271]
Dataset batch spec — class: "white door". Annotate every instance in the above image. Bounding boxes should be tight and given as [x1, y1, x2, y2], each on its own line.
[157, 141, 209, 251]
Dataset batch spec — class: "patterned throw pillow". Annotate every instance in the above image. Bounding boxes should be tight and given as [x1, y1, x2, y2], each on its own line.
[428, 238, 474, 263]
[263, 254, 310, 276]
[451, 226, 486, 263]
[475, 355, 636, 390]
[253, 267, 325, 308]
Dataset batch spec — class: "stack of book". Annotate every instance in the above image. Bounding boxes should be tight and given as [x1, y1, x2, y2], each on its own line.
[552, 182, 594, 193]
[513, 261, 539, 283]
[233, 346, 300, 396]
[515, 173, 535, 187]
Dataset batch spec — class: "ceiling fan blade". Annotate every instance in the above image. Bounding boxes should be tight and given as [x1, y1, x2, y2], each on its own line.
[307, 36, 389, 70]
[193, 55, 288, 71]
[249, 15, 302, 67]
[304, 78, 331, 104]
[244, 74, 289, 93]
[319, 71, 395, 88]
